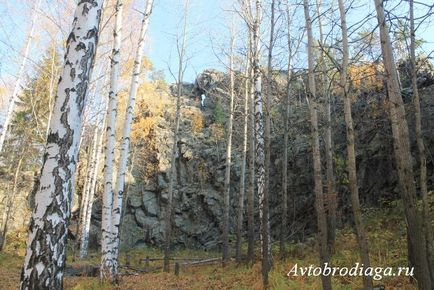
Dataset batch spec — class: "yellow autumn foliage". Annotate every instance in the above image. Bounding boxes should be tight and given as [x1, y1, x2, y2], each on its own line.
[191, 112, 204, 133]
[348, 62, 384, 91]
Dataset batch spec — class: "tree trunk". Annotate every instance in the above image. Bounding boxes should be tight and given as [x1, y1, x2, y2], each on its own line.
[111, 0, 153, 275]
[409, 0, 434, 281]
[236, 39, 250, 264]
[303, 1, 332, 289]
[280, 4, 292, 258]
[247, 29, 255, 264]
[338, 0, 373, 288]
[315, 0, 336, 253]
[164, 0, 189, 272]
[374, 0, 432, 288]
[252, 0, 270, 288]
[222, 31, 236, 265]
[77, 132, 96, 254]
[0, 0, 41, 154]
[79, 126, 103, 259]
[0, 157, 23, 251]
[19, 1, 103, 288]
[101, 0, 123, 282]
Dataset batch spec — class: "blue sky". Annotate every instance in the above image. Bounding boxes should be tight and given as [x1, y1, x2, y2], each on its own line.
[1, 0, 434, 87]
[145, 0, 230, 82]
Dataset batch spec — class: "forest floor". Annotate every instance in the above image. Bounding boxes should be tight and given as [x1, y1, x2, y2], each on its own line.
[0, 205, 417, 289]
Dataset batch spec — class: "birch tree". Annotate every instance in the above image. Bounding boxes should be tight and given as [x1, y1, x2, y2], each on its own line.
[237, 0, 257, 264]
[263, 0, 275, 274]
[79, 126, 104, 259]
[101, 0, 123, 282]
[0, 0, 41, 154]
[337, 0, 373, 288]
[303, 0, 332, 289]
[374, 0, 432, 288]
[250, 0, 271, 287]
[236, 35, 250, 264]
[112, 0, 154, 274]
[222, 27, 236, 265]
[19, 0, 104, 288]
[164, 0, 190, 272]
[409, 0, 434, 278]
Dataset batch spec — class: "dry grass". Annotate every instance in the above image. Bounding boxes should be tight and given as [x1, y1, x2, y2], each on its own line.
[0, 207, 419, 289]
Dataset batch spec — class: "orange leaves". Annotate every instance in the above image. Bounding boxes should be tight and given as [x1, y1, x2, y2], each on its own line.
[191, 113, 204, 133]
[348, 63, 384, 92]
[131, 116, 155, 142]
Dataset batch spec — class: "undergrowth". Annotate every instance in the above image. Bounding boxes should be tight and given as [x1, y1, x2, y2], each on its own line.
[0, 206, 418, 289]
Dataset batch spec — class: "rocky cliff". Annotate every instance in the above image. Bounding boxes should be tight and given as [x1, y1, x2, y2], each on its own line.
[84, 69, 434, 252]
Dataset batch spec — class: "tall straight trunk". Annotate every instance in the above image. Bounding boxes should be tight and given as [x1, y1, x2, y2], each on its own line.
[374, 0, 432, 288]
[20, 1, 103, 288]
[101, 0, 123, 282]
[251, 0, 269, 288]
[303, 1, 332, 289]
[222, 32, 236, 265]
[78, 132, 97, 246]
[409, 0, 434, 280]
[0, 156, 23, 251]
[164, 0, 189, 272]
[112, 0, 153, 274]
[73, 127, 90, 257]
[236, 40, 250, 264]
[79, 126, 103, 259]
[315, 0, 336, 253]
[0, 0, 41, 154]
[337, 0, 373, 288]
[280, 4, 292, 258]
[246, 29, 255, 264]
[264, 0, 274, 268]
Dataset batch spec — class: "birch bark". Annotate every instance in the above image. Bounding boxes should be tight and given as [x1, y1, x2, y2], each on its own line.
[79, 126, 102, 258]
[20, 1, 103, 288]
[236, 38, 250, 264]
[112, 0, 153, 274]
[101, 0, 123, 281]
[222, 30, 236, 265]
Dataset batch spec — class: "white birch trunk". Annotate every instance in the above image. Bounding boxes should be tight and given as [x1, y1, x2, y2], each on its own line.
[0, 0, 41, 153]
[80, 127, 104, 258]
[222, 30, 235, 264]
[20, 1, 103, 288]
[111, 0, 153, 273]
[78, 132, 96, 239]
[251, 0, 270, 287]
[236, 39, 250, 263]
[101, 0, 123, 282]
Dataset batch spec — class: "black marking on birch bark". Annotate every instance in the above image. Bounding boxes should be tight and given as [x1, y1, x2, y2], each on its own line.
[67, 32, 77, 46]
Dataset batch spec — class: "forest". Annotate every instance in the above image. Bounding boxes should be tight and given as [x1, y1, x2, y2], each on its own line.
[0, 0, 434, 289]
